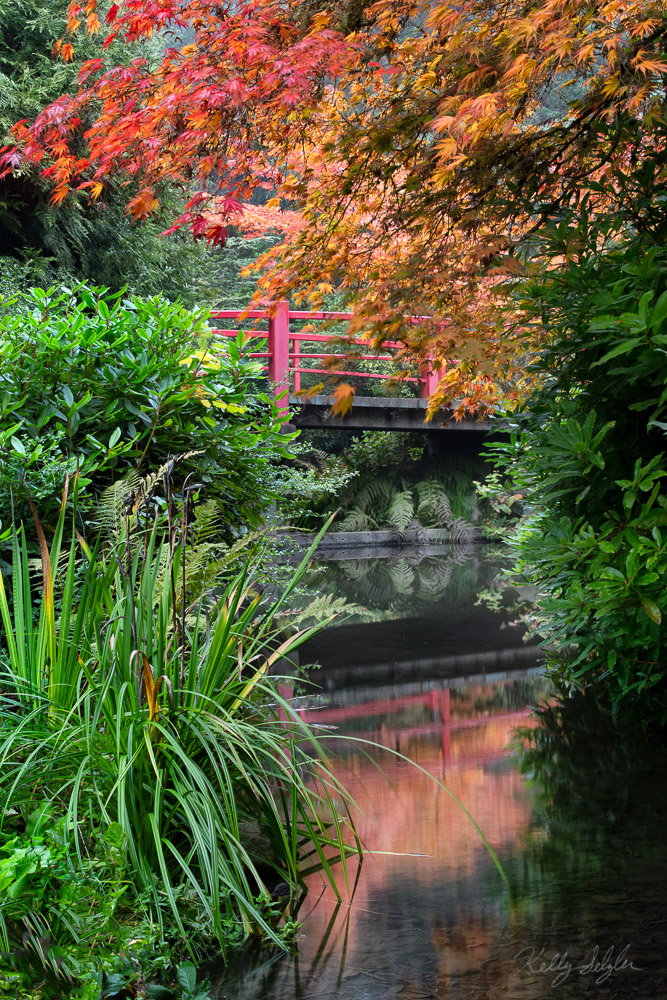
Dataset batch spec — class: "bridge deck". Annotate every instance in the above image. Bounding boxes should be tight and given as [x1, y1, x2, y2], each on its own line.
[288, 395, 501, 432]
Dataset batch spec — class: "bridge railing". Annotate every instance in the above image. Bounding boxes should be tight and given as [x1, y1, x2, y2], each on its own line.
[208, 301, 444, 419]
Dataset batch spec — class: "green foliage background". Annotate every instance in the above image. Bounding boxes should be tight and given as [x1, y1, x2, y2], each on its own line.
[495, 225, 667, 726]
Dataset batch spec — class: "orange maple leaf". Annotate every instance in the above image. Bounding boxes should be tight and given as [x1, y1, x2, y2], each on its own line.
[127, 188, 160, 221]
[50, 185, 70, 207]
[330, 383, 355, 417]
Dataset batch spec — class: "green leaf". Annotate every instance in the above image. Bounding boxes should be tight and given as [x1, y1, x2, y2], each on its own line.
[146, 987, 175, 1000]
[177, 962, 198, 998]
[623, 491, 635, 511]
[103, 973, 129, 997]
[592, 338, 642, 366]
[26, 804, 52, 837]
[638, 289, 653, 327]
[649, 289, 667, 331]
[640, 596, 662, 625]
[601, 567, 625, 582]
[62, 385, 74, 408]
[10, 436, 25, 456]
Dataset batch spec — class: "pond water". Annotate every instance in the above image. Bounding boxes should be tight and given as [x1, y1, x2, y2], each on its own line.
[211, 546, 667, 1000]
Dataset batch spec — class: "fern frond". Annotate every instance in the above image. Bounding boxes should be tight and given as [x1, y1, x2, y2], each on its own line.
[338, 559, 370, 579]
[417, 559, 453, 598]
[292, 593, 366, 627]
[337, 510, 376, 532]
[290, 447, 330, 471]
[152, 528, 267, 608]
[446, 517, 476, 544]
[344, 479, 393, 514]
[126, 450, 205, 517]
[193, 499, 224, 543]
[387, 559, 415, 594]
[386, 489, 414, 533]
[416, 479, 453, 527]
[97, 471, 143, 539]
[406, 520, 425, 545]
[363, 575, 391, 604]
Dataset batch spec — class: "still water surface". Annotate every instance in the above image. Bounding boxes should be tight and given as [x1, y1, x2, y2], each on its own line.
[213, 546, 667, 999]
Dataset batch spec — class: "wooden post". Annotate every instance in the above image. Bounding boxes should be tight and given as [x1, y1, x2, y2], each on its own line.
[421, 360, 442, 399]
[268, 299, 290, 420]
[292, 336, 300, 395]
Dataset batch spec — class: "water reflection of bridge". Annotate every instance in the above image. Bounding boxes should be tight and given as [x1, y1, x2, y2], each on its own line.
[215, 671, 552, 1000]
[280, 666, 546, 771]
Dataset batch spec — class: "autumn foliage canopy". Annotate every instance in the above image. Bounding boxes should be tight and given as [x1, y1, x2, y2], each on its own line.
[3, 0, 667, 413]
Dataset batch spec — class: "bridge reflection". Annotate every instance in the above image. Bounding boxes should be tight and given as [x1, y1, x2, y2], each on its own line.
[279, 670, 546, 771]
[214, 671, 553, 1000]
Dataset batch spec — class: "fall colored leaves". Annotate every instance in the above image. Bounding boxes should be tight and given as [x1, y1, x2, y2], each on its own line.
[2, 0, 666, 415]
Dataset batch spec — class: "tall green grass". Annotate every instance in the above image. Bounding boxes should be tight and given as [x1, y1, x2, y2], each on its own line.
[0, 479, 359, 955]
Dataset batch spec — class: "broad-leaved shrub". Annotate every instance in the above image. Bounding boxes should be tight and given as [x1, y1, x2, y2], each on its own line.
[0, 284, 291, 544]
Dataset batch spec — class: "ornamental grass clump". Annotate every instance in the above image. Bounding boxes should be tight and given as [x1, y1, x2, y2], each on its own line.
[0, 473, 358, 963]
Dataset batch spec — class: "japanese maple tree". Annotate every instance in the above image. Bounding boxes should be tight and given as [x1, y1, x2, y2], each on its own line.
[3, 0, 667, 412]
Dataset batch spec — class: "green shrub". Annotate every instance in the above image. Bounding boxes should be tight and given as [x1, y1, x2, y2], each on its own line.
[0, 809, 176, 999]
[493, 232, 667, 725]
[341, 431, 425, 474]
[0, 284, 292, 544]
[268, 442, 359, 528]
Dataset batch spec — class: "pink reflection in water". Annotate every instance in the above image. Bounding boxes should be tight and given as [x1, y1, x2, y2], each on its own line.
[294, 683, 539, 971]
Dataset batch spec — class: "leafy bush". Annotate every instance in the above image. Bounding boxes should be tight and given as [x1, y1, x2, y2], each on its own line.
[268, 442, 359, 528]
[0, 284, 291, 544]
[494, 231, 667, 725]
[263, 431, 427, 531]
[341, 431, 425, 474]
[0, 808, 178, 999]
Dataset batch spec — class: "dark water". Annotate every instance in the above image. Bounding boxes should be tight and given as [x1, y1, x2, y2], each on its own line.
[212, 546, 667, 999]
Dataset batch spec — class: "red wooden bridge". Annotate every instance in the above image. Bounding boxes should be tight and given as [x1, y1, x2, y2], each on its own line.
[210, 302, 497, 432]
